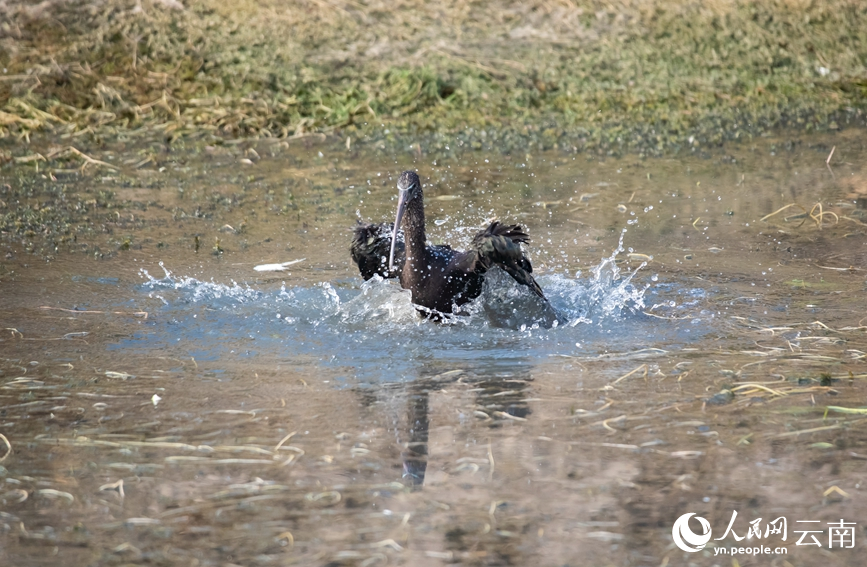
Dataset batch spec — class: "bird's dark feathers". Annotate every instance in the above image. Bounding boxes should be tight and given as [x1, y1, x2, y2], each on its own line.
[353, 219, 545, 302]
[458, 221, 545, 299]
[351, 170, 550, 315]
[350, 222, 403, 280]
[351, 222, 453, 281]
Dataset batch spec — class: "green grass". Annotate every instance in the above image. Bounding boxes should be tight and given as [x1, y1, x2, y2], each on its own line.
[0, 0, 865, 154]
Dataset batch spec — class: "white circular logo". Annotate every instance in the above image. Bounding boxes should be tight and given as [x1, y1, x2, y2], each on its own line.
[672, 513, 712, 552]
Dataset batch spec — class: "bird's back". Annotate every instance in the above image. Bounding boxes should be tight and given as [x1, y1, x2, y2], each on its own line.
[400, 245, 484, 314]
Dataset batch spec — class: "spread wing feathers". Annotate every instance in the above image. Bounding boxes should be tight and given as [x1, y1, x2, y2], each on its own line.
[350, 222, 404, 280]
[462, 221, 546, 299]
[351, 222, 454, 280]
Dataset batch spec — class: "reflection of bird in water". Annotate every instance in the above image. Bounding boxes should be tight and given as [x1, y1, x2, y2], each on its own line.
[401, 391, 429, 487]
[351, 170, 553, 317]
[384, 368, 533, 489]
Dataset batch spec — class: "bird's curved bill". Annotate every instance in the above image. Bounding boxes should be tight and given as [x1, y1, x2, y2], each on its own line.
[388, 188, 408, 271]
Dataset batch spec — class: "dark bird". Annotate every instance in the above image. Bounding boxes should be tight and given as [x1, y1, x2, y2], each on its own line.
[351, 170, 551, 317]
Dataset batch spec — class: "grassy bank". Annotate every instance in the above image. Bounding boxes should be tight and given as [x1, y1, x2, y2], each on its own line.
[1, 0, 866, 154]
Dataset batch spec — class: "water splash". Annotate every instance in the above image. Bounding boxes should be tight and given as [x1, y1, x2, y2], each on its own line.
[553, 228, 649, 326]
[141, 262, 262, 305]
[122, 238, 700, 382]
[139, 237, 650, 330]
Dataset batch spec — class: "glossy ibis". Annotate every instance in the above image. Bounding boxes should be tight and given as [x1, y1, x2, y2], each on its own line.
[351, 170, 551, 317]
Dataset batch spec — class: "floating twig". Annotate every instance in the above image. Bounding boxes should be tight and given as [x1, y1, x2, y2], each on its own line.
[808, 203, 838, 228]
[0, 433, 11, 463]
[99, 479, 125, 498]
[487, 439, 495, 482]
[274, 431, 297, 452]
[608, 364, 648, 388]
[825, 406, 867, 416]
[36, 488, 75, 503]
[730, 383, 785, 397]
[760, 203, 806, 222]
[770, 424, 843, 438]
[65, 146, 119, 171]
[40, 306, 148, 318]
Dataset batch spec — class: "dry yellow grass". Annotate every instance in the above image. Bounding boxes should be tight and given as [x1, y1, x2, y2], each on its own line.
[0, 0, 865, 151]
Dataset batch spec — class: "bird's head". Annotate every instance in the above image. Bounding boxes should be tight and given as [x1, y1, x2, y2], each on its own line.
[389, 170, 421, 271]
[396, 170, 421, 203]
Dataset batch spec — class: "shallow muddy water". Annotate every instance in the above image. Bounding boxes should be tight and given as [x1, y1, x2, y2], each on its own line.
[1, 130, 867, 566]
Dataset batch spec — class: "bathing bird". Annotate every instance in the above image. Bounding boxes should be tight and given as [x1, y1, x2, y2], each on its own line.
[351, 170, 550, 316]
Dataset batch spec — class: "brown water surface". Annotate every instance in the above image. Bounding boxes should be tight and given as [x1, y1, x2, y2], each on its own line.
[1, 131, 866, 566]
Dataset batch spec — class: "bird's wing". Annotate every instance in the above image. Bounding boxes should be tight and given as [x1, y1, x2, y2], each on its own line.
[350, 222, 404, 280]
[457, 221, 546, 299]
